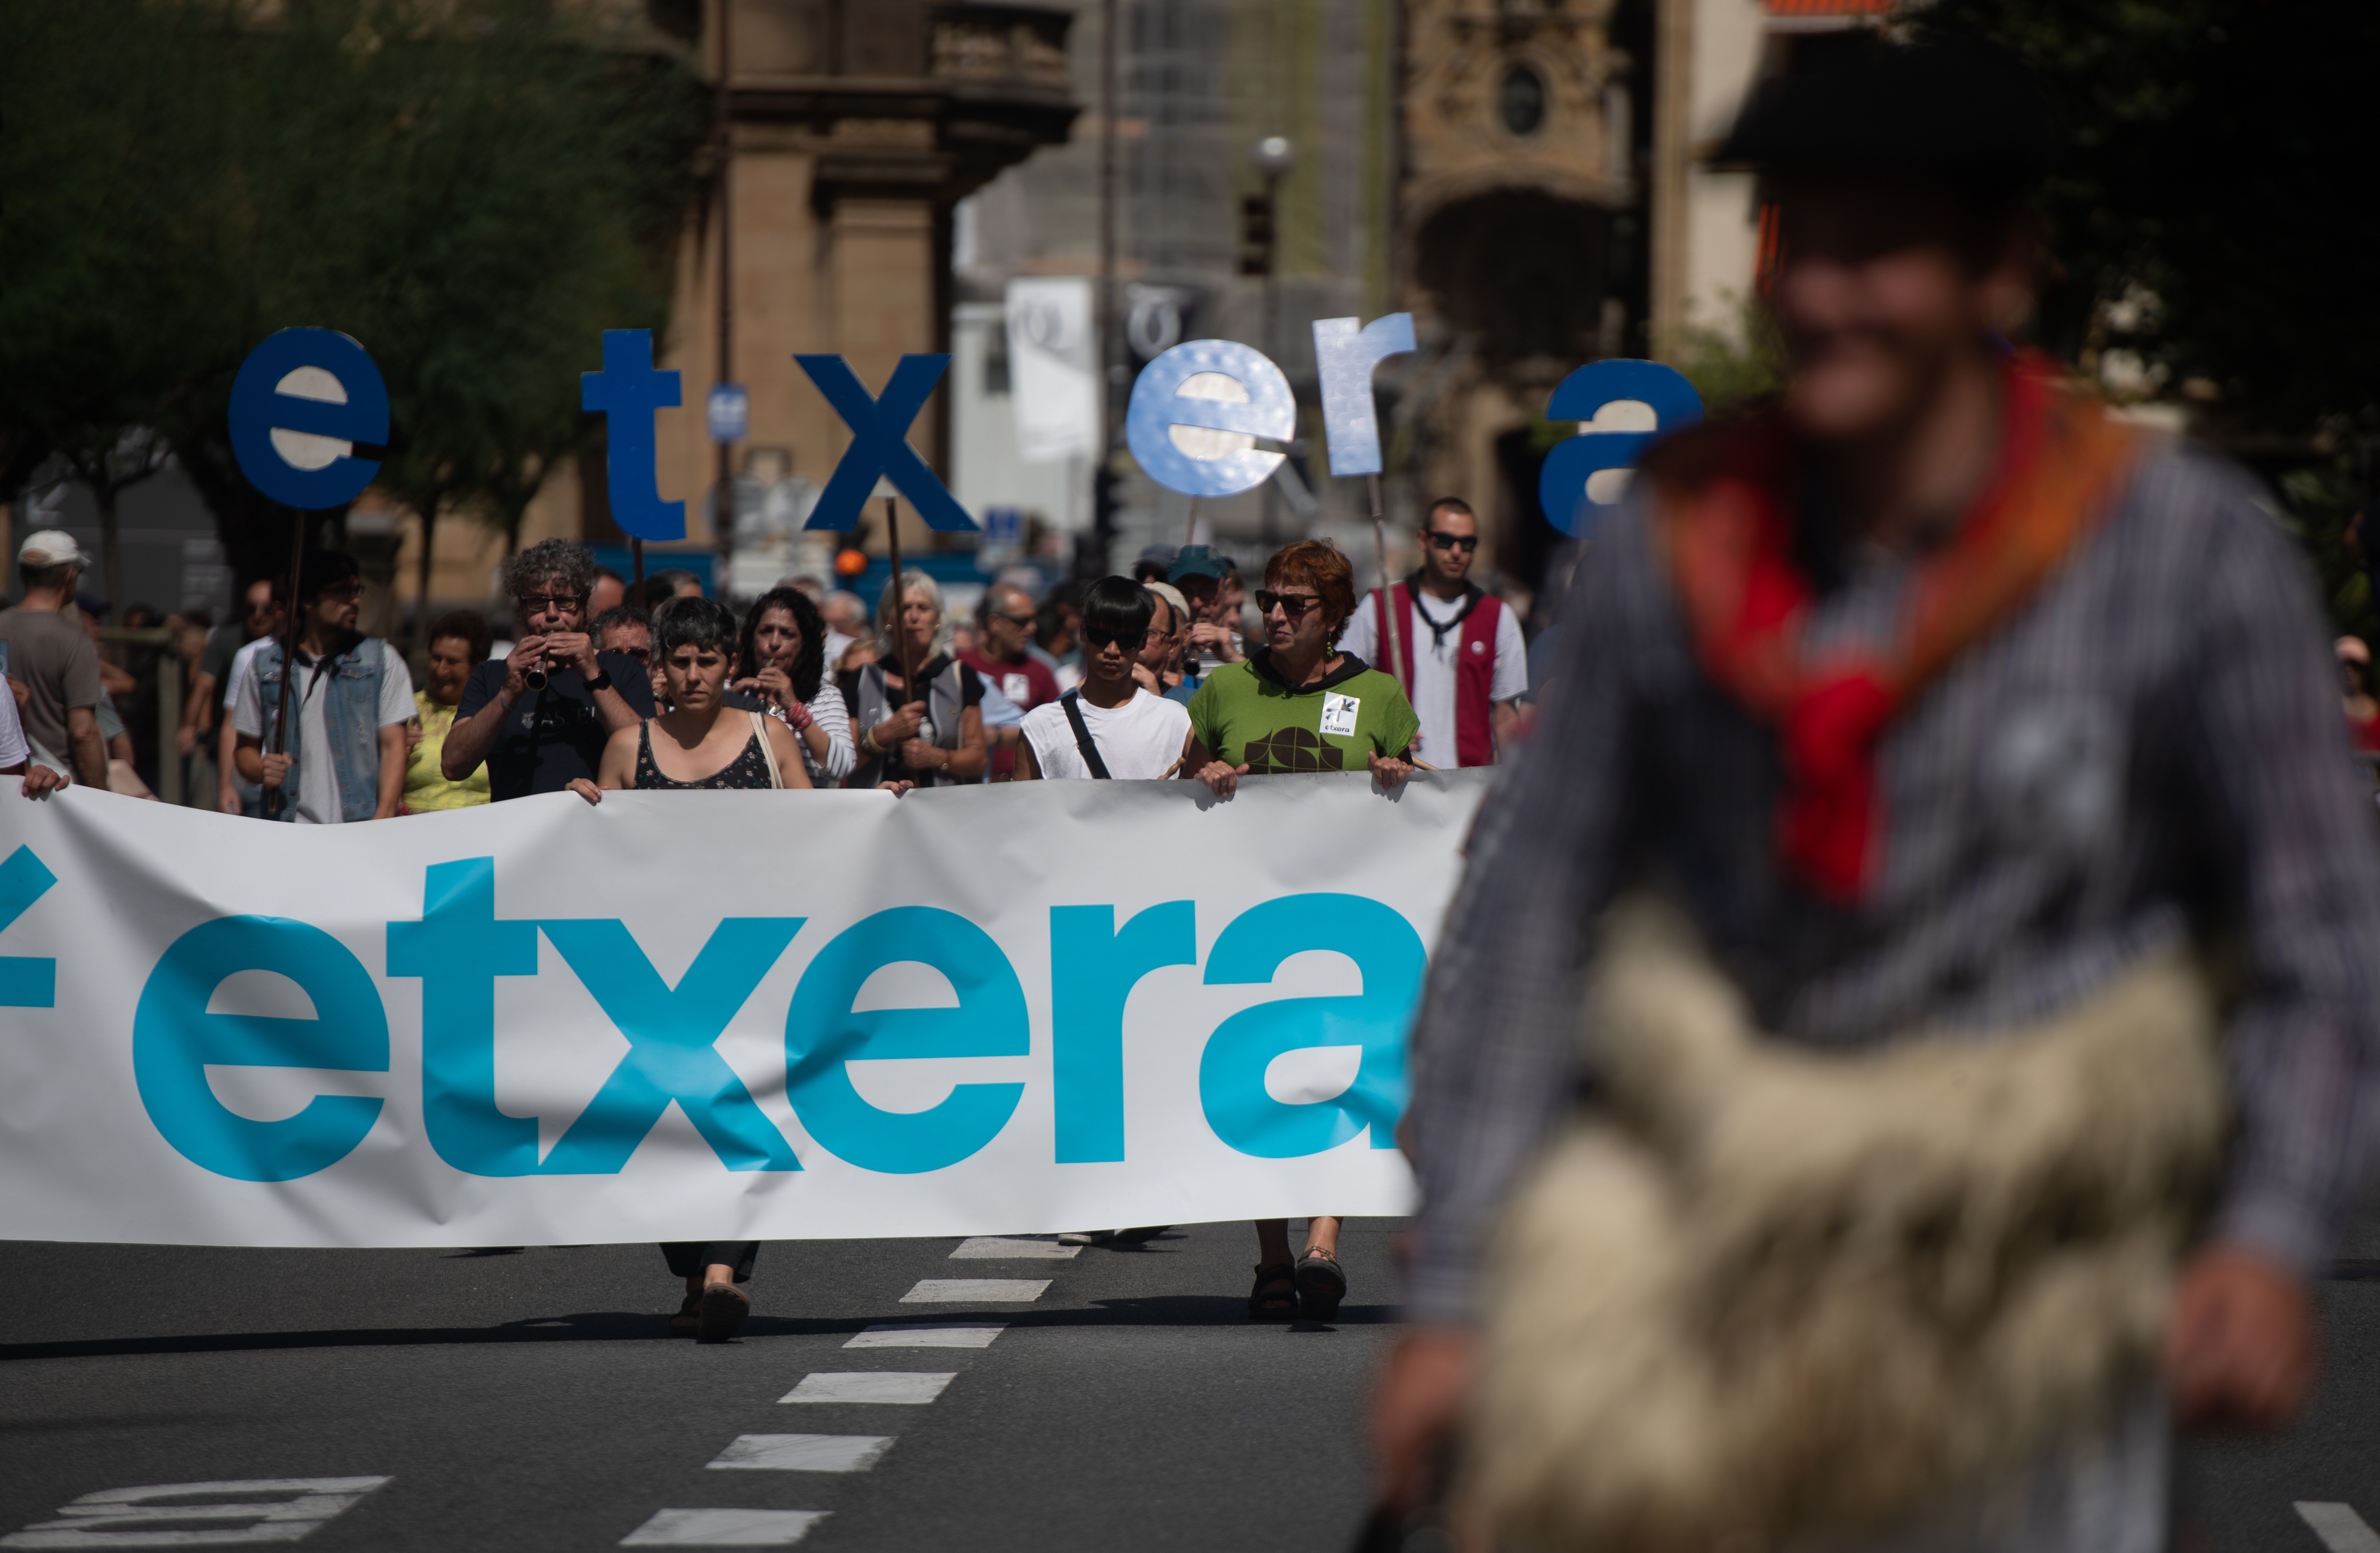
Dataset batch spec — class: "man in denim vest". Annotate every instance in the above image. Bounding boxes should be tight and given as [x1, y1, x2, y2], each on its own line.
[232, 550, 414, 823]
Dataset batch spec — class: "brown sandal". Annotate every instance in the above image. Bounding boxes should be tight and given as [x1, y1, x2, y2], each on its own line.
[1296, 1248, 1346, 1321]
[669, 1290, 703, 1336]
[1248, 1261, 1298, 1321]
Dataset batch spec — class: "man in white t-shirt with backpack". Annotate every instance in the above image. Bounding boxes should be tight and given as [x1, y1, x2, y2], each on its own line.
[1015, 576, 1189, 782]
[1341, 496, 1527, 766]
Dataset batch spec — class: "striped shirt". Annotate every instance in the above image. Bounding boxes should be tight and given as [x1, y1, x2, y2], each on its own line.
[1403, 437, 2380, 1325]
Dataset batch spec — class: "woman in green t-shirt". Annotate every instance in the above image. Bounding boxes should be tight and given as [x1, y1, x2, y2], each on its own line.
[1180, 539, 1417, 1322]
[1183, 539, 1419, 801]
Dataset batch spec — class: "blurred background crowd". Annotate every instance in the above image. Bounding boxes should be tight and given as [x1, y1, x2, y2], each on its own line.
[2, 0, 2374, 807]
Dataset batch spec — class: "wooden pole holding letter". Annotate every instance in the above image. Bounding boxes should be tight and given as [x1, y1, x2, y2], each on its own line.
[263, 508, 307, 819]
[885, 494, 913, 696]
[1368, 472, 1407, 687]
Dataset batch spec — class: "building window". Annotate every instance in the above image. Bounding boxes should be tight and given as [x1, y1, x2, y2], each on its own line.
[1499, 65, 1546, 136]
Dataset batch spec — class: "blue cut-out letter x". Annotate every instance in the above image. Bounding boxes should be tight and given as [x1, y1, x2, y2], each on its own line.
[539, 918, 806, 1173]
[0, 846, 56, 1007]
[797, 355, 977, 532]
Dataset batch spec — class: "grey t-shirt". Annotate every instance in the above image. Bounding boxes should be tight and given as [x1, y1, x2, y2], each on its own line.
[0, 608, 103, 761]
[198, 622, 249, 686]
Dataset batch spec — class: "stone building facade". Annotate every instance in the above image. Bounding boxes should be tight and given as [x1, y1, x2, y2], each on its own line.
[396, 0, 1078, 609]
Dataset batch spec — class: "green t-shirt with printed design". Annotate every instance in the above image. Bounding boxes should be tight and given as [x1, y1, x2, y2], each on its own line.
[1186, 650, 1419, 775]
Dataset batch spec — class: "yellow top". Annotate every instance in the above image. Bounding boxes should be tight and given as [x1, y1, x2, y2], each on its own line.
[404, 690, 489, 811]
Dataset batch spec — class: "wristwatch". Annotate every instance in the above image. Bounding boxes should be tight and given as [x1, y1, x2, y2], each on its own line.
[584, 669, 613, 692]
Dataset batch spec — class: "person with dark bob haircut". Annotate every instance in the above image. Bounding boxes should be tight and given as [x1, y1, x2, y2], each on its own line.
[1178, 539, 1417, 1324]
[1015, 576, 1191, 783]
[567, 592, 810, 1342]
[402, 609, 495, 811]
[730, 587, 854, 785]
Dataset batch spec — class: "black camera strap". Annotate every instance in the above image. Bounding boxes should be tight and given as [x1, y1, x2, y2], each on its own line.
[1058, 689, 1111, 780]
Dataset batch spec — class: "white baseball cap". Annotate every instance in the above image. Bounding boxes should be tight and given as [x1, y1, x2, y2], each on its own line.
[17, 530, 88, 569]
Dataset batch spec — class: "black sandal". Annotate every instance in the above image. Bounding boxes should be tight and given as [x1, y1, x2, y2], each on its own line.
[1248, 1261, 1298, 1321]
[1296, 1248, 1347, 1321]
[697, 1281, 750, 1344]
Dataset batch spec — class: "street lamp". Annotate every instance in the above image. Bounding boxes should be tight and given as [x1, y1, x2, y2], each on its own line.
[1247, 135, 1294, 543]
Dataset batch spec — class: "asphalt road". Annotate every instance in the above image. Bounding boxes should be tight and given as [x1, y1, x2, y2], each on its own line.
[0, 1221, 1400, 1550]
[2, 1207, 2373, 1552]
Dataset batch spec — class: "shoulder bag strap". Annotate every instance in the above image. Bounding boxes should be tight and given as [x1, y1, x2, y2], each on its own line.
[1058, 689, 1111, 780]
[750, 710, 783, 789]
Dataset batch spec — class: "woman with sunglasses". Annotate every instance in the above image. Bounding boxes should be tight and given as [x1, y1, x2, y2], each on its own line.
[731, 588, 856, 787]
[1179, 539, 1418, 1322]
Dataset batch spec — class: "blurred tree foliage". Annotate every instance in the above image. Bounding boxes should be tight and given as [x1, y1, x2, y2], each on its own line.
[1912, 0, 2380, 439]
[1673, 297, 1787, 417]
[0, 0, 706, 609]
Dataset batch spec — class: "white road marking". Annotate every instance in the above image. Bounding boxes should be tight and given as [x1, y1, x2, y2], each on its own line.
[619, 1508, 827, 1547]
[950, 1237, 1079, 1260]
[2, 1478, 391, 1547]
[780, 1371, 955, 1405]
[708, 1435, 892, 1474]
[2297, 1503, 2380, 1553]
[844, 1322, 1006, 1349]
[901, 1278, 1049, 1302]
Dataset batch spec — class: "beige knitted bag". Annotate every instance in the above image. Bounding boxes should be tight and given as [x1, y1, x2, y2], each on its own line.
[1469, 899, 2225, 1552]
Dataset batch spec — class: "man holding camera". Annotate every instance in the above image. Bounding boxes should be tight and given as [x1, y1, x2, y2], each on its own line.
[443, 539, 654, 801]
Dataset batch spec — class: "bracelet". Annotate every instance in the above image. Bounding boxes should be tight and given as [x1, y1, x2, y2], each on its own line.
[862, 726, 883, 755]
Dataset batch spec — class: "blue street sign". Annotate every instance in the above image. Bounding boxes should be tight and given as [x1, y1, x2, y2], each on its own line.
[708, 384, 749, 444]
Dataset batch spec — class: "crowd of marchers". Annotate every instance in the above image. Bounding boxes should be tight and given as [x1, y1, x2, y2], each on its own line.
[0, 498, 1530, 1341]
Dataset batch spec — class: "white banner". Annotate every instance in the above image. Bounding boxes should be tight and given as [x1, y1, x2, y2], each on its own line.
[1005, 276, 1099, 464]
[0, 772, 1488, 1248]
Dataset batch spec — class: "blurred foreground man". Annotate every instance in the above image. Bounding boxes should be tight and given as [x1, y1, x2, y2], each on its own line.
[1376, 39, 2380, 1553]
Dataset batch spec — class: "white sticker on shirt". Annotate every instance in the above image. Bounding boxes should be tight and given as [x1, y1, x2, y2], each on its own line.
[1319, 692, 1359, 738]
[1002, 672, 1032, 705]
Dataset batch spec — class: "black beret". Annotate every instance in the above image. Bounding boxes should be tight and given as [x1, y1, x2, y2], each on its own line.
[1713, 36, 2052, 197]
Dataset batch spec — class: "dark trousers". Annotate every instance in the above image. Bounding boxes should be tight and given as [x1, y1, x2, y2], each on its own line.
[661, 1241, 758, 1284]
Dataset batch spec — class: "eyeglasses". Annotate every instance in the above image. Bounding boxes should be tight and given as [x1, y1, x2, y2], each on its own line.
[1255, 590, 1325, 617]
[996, 612, 1037, 628]
[518, 592, 587, 614]
[315, 581, 364, 601]
[1425, 531, 1480, 553]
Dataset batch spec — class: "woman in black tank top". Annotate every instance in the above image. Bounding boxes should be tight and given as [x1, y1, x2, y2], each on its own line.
[564, 595, 808, 1341]
[568, 596, 811, 804]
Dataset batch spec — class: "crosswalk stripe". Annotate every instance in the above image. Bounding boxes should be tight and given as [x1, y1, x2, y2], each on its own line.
[2297, 1504, 2380, 1553]
[900, 1278, 1049, 1302]
[780, 1371, 956, 1405]
[619, 1507, 827, 1546]
[844, 1323, 1006, 1349]
[708, 1435, 893, 1474]
[950, 1237, 1080, 1260]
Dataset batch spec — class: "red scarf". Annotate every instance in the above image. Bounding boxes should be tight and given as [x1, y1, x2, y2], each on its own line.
[1656, 357, 2137, 902]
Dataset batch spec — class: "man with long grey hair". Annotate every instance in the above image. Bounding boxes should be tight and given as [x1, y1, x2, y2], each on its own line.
[443, 538, 654, 800]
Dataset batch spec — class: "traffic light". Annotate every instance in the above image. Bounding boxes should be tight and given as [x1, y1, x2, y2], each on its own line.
[1238, 194, 1276, 278]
